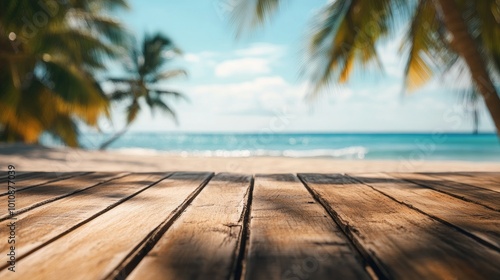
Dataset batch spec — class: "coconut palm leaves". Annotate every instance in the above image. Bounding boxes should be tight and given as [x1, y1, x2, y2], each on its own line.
[308, 0, 412, 88]
[231, 0, 283, 33]
[235, 0, 500, 135]
[0, 0, 129, 146]
[401, 0, 444, 90]
[100, 33, 186, 150]
[434, 0, 500, 134]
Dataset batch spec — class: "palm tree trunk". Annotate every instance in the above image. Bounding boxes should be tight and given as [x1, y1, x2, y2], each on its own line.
[435, 0, 500, 137]
[99, 125, 130, 150]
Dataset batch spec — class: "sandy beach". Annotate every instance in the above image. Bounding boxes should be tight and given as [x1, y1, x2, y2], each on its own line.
[1, 143, 499, 174]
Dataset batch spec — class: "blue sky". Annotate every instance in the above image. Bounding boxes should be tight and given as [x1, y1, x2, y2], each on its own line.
[100, 0, 495, 133]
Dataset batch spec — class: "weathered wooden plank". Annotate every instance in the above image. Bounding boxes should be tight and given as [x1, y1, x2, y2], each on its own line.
[126, 173, 252, 280]
[391, 172, 500, 211]
[0, 172, 87, 195]
[243, 174, 371, 280]
[459, 172, 500, 184]
[350, 173, 500, 250]
[299, 173, 500, 280]
[0, 172, 125, 221]
[0, 171, 76, 184]
[0, 173, 168, 267]
[0, 172, 212, 279]
[447, 172, 500, 184]
[421, 172, 500, 193]
[0, 171, 32, 180]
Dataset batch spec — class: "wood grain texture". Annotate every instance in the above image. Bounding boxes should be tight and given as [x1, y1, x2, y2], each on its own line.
[0, 171, 33, 180]
[0, 172, 124, 221]
[391, 172, 500, 211]
[299, 173, 500, 280]
[459, 172, 500, 183]
[1, 172, 499, 279]
[0, 172, 212, 280]
[0, 173, 166, 267]
[422, 172, 500, 193]
[244, 174, 370, 280]
[350, 173, 500, 250]
[0, 172, 87, 195]
[127, 173, 252, 280]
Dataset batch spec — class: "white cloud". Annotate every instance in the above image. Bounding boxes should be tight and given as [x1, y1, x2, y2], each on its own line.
[215, 58, 272, 78]
[213, 43, 285, 78]
[235, 43, 285, 57]
[184, 54, 201, 63]
[183, 51, 218, 63]
[190, 76, 307, 115]
[193, 76, 289, 96]
[183, 43, 285, 79]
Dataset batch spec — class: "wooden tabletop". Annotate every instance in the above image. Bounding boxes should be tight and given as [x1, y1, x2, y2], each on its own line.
[1, 171, 499, 279]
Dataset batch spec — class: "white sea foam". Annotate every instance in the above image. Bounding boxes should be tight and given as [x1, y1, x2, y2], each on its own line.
[113, 148, 164, 156]
[112, 146, 368, 159]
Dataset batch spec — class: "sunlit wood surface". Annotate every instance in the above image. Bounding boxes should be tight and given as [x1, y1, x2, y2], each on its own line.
[1, 172, 499, 279]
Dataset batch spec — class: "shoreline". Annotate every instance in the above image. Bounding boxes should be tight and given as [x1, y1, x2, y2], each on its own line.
[1, 144, 499, 173]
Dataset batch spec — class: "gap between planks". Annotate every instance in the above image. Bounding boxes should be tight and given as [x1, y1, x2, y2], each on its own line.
[0, 173, 173, 270]
[0, 171, 91, 196]
[0, 172, 129, 221]
[421, 172, 500, 193]
[347, 173, 500, 252]
[123, 173, 251, 280]
[391, 172, 500, 212]
[299, 173, 500, 279]
[107, 172, 215, 279]
[0, 172, 213, 280]
[243, 174, 372, 280]
[3, 172, 499, 279]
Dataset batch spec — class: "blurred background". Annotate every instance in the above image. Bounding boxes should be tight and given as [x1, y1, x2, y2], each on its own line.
[1, 0, 499, 162]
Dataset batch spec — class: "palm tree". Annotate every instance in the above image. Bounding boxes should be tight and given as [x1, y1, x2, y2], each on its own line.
[233, 0, 500, 136]
[0, 0, 129, 146]
[99, 33, 187, 150]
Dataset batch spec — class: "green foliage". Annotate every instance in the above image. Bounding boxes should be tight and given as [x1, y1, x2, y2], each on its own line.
[234, 0, 500, 133]
[0, 0, 129, 146]
[234, 0, 500, 94]
[100, 33, 186, 149]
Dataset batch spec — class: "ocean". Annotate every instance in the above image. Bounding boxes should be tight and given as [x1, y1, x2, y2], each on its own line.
[47, 132, 500, 162]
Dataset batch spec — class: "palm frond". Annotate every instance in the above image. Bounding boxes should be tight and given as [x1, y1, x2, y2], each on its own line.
[231, 0, 285, 34]
[149, 97, 178, 124]
[152, 90, 189, 102]
[470, 0, 500, 75]
[149, 69, 187, 83]
[46, 114, 79, 147]
[254, 0, 282, 24]
[401, 0, 443, 91]
[234, 0, 414, 96]
[0, 0, 128, 146]
[140, 33, 176, 76]
[40, 29, 119, 70]
[109, 90, 133, 101]
[40, 58, 106, 106]
[126, 101, 140, 124]
[108, 77, 138, 84]
[145, 92, 154, 110]
[68, 10, 131, 46]
[306, 0, 402, 94]
[72, 0, 130, 12]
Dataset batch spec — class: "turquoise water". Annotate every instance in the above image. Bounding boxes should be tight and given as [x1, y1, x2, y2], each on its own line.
[53, 132, 500, 162]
